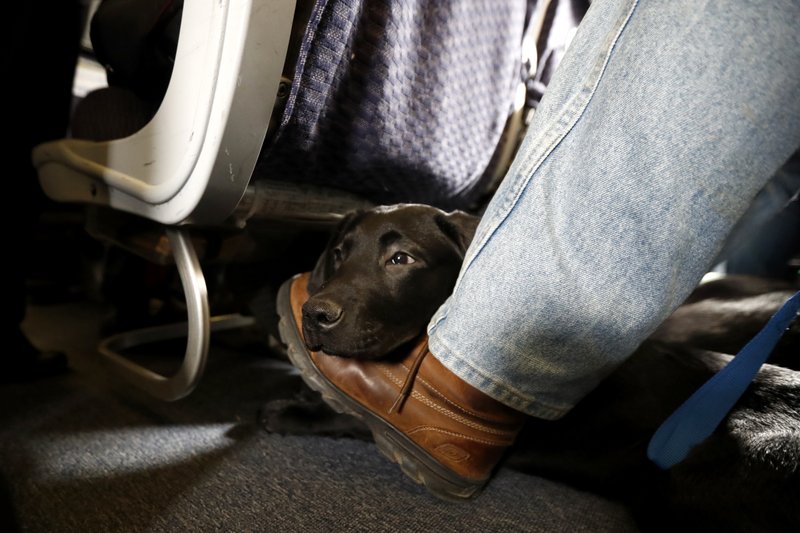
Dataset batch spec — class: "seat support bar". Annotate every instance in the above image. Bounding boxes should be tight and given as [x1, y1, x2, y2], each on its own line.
[98, 228, 254, 401]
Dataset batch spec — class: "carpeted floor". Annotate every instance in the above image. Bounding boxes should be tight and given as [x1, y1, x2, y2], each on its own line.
[1, 299, 642, 532]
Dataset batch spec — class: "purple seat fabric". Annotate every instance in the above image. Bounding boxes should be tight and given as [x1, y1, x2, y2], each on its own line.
[255, 0, 529, 210]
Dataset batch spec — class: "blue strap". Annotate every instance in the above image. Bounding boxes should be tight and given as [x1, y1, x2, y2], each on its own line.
[647, 290, 800, 470]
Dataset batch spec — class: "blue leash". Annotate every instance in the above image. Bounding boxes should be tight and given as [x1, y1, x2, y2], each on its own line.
[647, 289, 800, 470]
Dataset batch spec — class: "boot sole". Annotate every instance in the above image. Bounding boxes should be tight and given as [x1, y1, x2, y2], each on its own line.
[276, 276, 486, 501]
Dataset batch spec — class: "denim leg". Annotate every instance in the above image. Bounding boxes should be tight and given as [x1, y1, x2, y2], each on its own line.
[713, 151, 800, 277]
[427, 0, 800, 419]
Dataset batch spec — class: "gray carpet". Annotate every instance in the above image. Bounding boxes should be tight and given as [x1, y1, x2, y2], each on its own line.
[1, 301, 641, 532]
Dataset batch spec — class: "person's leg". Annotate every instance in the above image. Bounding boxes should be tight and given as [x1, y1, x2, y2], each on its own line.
[427, 0, 800, 419]
[4, 2, 81, 381]
[713, 151, 800, 279]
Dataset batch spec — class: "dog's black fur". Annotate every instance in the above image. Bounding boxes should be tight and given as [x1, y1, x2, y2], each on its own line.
[264, 204, 800, 532]
[301, 204, 478, 359]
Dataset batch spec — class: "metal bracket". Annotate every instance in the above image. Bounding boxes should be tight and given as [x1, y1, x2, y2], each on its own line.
[98, 228, 254, 401]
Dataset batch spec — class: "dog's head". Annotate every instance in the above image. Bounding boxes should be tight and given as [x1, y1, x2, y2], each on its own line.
[302, 204, 478, 359]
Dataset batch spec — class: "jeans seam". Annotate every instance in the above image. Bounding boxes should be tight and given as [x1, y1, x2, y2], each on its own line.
[428, 0, 640, 415]
[453, 0, 640, 298]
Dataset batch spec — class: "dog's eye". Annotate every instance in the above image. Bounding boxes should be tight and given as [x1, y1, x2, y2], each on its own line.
[387, 252, 415, 266]
[332, 247, 343, 264]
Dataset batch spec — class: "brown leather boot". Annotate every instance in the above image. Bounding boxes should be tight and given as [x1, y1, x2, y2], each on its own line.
[277, 272, 525, 500]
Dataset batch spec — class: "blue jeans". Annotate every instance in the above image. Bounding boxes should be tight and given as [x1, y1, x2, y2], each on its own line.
[427, 0, 800, 419]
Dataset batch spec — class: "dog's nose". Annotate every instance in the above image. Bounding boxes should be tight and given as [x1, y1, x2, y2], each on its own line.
[303, 299, 344, 329]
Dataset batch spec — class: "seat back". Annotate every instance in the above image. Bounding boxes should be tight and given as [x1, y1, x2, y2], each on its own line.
[33, 0, 297, 226]
[255, 0, 531, 211]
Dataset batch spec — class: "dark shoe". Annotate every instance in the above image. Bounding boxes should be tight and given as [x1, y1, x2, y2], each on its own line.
[1, 329, 69, 384]
[277, 273, 524, 500]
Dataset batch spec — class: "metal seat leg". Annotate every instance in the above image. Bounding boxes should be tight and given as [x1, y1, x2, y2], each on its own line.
[98, 228, 254, 401]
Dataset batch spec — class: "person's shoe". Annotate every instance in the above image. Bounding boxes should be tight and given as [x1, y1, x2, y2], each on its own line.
[1, 329, 69, 384]
[277, 272, 525, 500]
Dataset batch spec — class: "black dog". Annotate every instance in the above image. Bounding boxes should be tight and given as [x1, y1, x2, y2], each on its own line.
[301, 204, 477, 359]
[266, 203, 800, 532]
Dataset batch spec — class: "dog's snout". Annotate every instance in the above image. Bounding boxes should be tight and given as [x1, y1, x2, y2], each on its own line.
[303, 299, 344, 329]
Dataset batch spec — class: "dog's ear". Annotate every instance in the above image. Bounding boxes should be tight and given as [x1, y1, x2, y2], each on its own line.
[433, 210, 480, 258]
[308, 210, 363, 294]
